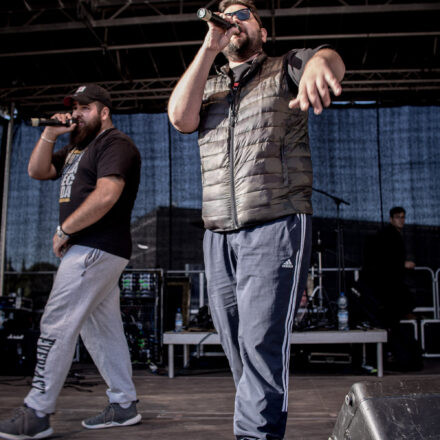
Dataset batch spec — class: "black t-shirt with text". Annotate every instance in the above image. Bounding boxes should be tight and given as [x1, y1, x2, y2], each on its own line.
[52, 127, 141, 259]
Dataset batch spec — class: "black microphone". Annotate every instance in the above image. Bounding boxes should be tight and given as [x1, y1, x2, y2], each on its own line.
[197, 8, 241, 32]
[30, 117, 78, 127]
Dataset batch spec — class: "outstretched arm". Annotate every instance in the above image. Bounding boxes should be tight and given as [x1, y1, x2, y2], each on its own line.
[289, 48, 345, 115]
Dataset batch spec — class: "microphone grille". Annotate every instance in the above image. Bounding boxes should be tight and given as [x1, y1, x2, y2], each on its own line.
[197, 8, 211, 21]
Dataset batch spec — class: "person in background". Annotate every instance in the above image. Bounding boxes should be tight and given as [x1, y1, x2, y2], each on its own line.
[361, 206, 421, 371]
[362, 206, 416, 325]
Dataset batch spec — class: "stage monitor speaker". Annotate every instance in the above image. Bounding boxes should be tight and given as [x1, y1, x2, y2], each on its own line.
[330, 379, 440, 440]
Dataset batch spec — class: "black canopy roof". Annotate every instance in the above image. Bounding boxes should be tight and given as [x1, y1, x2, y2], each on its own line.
[1, 0, 439, 117]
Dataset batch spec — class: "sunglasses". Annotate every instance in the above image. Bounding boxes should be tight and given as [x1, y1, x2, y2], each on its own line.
[225, 8, 251, 21]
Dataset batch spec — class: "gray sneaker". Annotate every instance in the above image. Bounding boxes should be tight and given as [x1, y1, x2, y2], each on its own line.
[0, 405, 53, 439]
[81, 402, 141, 429]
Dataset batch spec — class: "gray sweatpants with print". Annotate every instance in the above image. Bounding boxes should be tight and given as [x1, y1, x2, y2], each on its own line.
[204, 214, 311, 440]
[25, 245, 137, 414]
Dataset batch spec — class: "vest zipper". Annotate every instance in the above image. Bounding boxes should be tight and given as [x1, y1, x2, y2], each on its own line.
[280, 142, 289, 186]
[228, 84, 240, 229]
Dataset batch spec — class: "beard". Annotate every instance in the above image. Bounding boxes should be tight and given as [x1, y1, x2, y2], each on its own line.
[69, 114, 102, 149]
[222, 30, 263, 62]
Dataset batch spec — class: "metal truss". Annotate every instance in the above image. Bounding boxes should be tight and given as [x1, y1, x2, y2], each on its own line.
[1, 1, 440, 34]
[2, 68, 440, 116]
[0, 0, 439, 113]
[0, 78, 180, 114]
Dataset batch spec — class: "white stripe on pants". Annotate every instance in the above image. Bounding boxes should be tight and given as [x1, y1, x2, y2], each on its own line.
[25, 245, 137, 414]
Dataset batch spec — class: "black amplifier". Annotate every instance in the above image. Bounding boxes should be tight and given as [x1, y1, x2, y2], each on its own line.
[0, 329, 39, 375]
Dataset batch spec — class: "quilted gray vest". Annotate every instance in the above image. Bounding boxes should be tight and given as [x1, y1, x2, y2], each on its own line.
[198, 53, 312, 231]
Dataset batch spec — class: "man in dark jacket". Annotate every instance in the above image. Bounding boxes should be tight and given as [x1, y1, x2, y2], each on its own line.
[168, 2, 345, 438]
[362, 206, 416, 327]
[359, 206, 421, 371]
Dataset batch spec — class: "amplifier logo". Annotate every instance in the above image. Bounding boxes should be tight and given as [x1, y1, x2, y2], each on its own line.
[7, 334, 24, 340]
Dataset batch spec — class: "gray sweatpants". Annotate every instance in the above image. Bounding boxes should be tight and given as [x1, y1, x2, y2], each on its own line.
[203, 214, 311, 440]
[25, 245, 137, 414]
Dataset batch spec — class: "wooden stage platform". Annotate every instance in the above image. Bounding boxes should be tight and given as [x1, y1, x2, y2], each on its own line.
[1, 362, 440, 440]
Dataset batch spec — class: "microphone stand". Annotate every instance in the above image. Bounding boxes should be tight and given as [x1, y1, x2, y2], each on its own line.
[312, 187, 350, 310]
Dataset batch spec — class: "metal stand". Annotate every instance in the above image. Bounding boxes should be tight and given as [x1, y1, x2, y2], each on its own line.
[311, 231, 325, 310]
[312, 187, 350, 297]
[305, 232, 330, 327]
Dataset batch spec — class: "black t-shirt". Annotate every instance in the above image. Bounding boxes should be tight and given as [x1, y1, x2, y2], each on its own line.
[231, 45, 329, 88]
[285, 46, 328, 87]
[52, 127, 141, 259]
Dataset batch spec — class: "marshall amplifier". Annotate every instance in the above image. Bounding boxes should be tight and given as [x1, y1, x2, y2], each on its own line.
[330, 379, 440, 440]
[0, 329, 39, 375]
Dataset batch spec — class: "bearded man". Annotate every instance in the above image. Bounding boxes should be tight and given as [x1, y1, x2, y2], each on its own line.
[168, 1, 345, 439]
[0, 84, 142, 439]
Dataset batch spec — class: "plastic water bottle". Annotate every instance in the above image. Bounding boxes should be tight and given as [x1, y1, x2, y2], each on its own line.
[175, 308, 183, 332]
[337, 292, 349, 331]
[15, 288, 22, 310]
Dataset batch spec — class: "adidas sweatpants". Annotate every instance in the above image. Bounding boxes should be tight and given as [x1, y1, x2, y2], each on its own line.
[25, 245, 137, 414]
[203, 214, 311, 440]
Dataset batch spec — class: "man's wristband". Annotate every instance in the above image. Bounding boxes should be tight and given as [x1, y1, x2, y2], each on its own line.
[56, 225, 71, 240]
[41, 135, 56, 144]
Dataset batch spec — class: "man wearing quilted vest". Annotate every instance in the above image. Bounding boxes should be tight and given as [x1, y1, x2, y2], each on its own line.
[168, 1, 345, 439]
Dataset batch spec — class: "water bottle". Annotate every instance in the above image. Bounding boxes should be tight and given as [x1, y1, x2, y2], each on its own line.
[15, 288, 22, 310]
[337, 292, 349, 331]
[175, 308, 183, 332]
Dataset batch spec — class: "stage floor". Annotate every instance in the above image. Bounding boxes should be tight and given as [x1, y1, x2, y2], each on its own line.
[0, 361, 440, 440]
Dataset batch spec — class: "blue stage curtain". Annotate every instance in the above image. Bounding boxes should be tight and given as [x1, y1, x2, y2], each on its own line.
[5, 124, 60, 270]
[309, 106, 440, 225]
[379, 107, 440, 226]
[4, 106, 439, 269]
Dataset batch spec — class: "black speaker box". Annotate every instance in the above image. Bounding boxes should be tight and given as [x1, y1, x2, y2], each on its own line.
[0, 328, 39, 376]
[330, 379, 440, 440]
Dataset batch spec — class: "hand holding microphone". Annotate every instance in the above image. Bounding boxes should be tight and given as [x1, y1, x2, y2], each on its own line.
[197, 8, 241, 32]
[32, 113, 77, 145]
[31, 117, 78, 127]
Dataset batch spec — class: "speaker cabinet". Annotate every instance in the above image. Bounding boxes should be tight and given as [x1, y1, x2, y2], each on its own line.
[0, 329, 39, 375]
[330, 379, 440, 440]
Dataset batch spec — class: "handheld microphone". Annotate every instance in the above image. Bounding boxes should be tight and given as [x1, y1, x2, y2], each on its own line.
[30, 118, 78, 127]
[197, 8, 241, 32]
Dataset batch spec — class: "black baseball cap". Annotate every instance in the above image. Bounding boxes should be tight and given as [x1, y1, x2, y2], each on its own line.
[64, 84, 112, 109]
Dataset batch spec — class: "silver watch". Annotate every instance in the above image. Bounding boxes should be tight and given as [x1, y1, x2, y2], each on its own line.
[56, 225, 70, 240]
